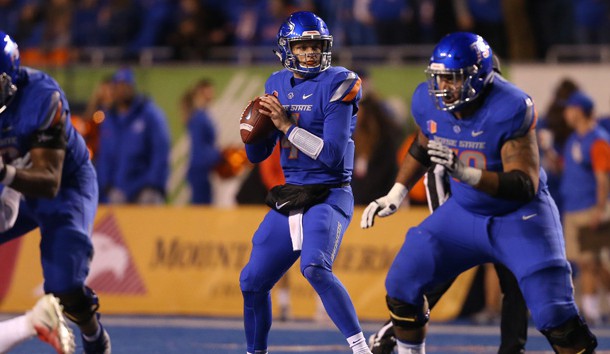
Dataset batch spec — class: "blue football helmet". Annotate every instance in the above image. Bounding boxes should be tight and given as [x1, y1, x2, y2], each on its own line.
[425, 32, 494, 111]
[0, 31, 19, 113]
[275, 11, 332, 77]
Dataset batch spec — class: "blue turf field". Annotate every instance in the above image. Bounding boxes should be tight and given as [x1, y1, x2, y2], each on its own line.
[5, 316, 610, 353]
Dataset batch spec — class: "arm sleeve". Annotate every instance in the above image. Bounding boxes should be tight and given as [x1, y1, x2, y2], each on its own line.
[509, 97, 537, 139]
[245, 131, 280, 163]
[591, 139, 610, 173]
[315, 102, 353, 168]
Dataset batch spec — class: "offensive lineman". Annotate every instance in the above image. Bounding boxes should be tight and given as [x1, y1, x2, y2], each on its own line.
[361, 32, 597, 354]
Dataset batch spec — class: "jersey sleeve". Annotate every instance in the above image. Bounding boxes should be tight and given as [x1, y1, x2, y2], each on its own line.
[30, 90, 68, 149]
[509, 96, 537, 139]
[591, 139, 610, 173]
[329, 71, 362, 104]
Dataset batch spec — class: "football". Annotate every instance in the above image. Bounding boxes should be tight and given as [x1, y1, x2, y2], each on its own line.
[239, 96, 275, 144]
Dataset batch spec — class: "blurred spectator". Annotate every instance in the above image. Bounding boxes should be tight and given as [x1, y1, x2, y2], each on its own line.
[95, 0, 141, 48]
[573, 0, 610, 45]
[501, 0, 536, 61]
[527, 0, 575, 59]
[351, 69, 402, 204]
[452, 0, 507, 57]
[181, 79, 222, 205]
[537, 78, 579, 215]
[0, 0, 25, 39]
[70, 76, 114, 162]
[560, 90, 610, 325]
[95, 67, 171, 204]
[167, 0, 230, 60]
[369, 0, 412, 45]
[71, 0, 103, 48]
[128, 0, 176, 52]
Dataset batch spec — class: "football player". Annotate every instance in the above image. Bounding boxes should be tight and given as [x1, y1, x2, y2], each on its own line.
[239, 11, 371, 354]
[368, 55, 529, 354]
[0, 32, 110, 353]
[361, 32, 597, 353]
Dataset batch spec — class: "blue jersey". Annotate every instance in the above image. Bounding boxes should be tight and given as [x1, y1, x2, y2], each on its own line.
[245, 67, 361, 186]
[0, 67, 90, 182]
[561, 126, 610, 212]
[0, 67, 98, 293]
[412, 75, 542, 215]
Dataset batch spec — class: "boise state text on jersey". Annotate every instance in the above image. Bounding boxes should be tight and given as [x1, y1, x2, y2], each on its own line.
[412, 74, 543, 215]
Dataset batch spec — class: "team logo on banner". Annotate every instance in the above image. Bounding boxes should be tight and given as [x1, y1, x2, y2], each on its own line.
[87, 213, 147, 294]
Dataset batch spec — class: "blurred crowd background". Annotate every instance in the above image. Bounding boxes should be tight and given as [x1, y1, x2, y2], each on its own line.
[1, 0, 609, 66]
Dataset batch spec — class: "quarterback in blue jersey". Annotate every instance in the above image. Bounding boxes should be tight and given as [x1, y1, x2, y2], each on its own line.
[361, 32, 597, 354]
[0, 32, 110, 353]
[239, 11, 372, 354]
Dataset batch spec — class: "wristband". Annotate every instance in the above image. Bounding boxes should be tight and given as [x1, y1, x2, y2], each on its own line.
[456, 166, 482, 186]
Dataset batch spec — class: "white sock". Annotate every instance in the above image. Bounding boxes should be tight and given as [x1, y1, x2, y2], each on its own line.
[397, 339, 425, 354]
[0, 314, 36, 352]
[582, 294, 602, 323]
[347, 332, 371, 354]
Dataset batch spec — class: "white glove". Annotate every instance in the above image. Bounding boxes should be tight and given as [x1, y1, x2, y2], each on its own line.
[0, 186, 21, 232]
[360, 183, 407, 229]
[427, 140, 481, 186]
[10, 153, 32, 169]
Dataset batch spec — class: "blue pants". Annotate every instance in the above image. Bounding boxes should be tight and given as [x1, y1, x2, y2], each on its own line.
[240, 187, 362, 351]
[386, 189, 578, 331]
[0, 162, 98, 293]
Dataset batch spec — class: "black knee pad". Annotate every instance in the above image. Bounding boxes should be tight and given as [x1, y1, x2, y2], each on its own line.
[386, 295, 429, 329]
[53, 286, 100, 325]
[541, 316, 597, 353]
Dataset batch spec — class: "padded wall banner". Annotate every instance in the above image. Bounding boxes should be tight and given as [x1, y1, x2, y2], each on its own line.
[0, 206, 475, 321]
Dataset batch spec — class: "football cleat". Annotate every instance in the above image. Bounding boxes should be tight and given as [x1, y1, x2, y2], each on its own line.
[82, 327, 111, 354]
[28, 294, 76, 354]
[368, 321, 397, 354]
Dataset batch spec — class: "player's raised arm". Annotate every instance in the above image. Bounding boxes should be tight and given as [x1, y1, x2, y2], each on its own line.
[360, 129, 430, 229]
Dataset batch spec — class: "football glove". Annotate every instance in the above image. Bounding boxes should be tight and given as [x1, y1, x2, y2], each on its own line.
[10, 152, 32, 169]
[427, 140, 481, 186]
[361, 183, 407, 229]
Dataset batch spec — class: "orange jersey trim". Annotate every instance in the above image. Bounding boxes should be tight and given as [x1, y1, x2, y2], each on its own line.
[591, 139, 610, 173]
[342, 78, 362, 102]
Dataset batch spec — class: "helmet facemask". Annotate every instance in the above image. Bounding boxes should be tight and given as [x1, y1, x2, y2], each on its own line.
[425, 64, 482, 111]
[277, 36, 332, 78]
